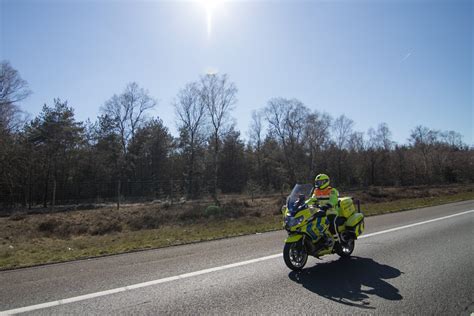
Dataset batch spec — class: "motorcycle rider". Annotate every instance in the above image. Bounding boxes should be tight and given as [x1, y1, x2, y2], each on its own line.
[306, 173, 339, 249]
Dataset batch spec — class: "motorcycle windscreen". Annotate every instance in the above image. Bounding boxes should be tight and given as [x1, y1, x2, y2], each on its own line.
[287, 183, 314, 213]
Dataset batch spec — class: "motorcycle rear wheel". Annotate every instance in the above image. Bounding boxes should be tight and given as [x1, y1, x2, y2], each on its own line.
[283, 242, 308, 271]
[335, 239, 355, 258]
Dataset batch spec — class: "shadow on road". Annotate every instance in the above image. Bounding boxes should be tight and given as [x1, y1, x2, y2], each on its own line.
[288, 256, 403, 309]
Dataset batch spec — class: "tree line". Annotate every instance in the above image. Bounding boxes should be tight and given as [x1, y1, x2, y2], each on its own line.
[0, 60, 472, 208]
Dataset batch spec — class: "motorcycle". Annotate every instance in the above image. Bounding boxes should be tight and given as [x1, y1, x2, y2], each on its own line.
[282, 184, 365, 271]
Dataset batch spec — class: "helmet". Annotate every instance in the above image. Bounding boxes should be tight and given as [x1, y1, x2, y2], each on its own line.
[314, 173, 330, 189]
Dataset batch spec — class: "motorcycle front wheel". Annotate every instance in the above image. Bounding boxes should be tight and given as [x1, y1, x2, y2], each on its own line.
[283, 242, 308, 271]
[335, 239, 355, 258]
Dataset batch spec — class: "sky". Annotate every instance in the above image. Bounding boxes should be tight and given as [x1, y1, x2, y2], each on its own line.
[1, 0, 472, 145]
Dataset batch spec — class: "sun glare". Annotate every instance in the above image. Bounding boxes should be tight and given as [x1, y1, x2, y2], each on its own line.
[202, 0, 220, 11]
[199, 0, 223, 38]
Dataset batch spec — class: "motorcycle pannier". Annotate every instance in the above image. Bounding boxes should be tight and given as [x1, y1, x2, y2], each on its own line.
[346, 213, 365, 237]
[338, 197, 356, 218]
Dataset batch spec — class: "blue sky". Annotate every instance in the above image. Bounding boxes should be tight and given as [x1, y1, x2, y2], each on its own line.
[1, 0, 472, 144]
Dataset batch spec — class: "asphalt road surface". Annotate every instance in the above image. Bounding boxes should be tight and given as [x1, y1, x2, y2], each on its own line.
[1, 200, 473, 315]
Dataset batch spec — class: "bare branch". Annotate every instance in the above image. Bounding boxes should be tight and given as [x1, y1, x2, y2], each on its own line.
[332, 114, 354, 150]
[101, 82, 156, 155]
[0, 61, 32, 132]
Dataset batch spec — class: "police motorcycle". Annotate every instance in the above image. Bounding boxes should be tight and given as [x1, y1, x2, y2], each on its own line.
[282, 184, 365, 271]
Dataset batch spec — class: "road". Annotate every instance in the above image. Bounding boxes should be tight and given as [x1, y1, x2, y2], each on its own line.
[1, 200, 473, 315]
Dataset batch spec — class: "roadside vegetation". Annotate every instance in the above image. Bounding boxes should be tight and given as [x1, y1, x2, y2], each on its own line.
[2, 61, 473, 213]
[1, 185, 472, 270]
[2, 61, 473, 269]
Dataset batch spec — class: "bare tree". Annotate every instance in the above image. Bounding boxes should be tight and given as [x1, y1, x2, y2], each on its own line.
[248, 110, 267, 185]
[249, 110, 264, 151]
[0, 61, 32, 132]
[175, 81, 208, 198]
[304, 111, 332, 175]
[332, 115, 354, 150]
[408, 125, 439, 182]
[331, 114, 355, 183]
[409, 125, 438, 146]
[101, 82, 156, 156]
[440, 130, 464, 148]
[264, 98, 308, 183]
[347, 131, 366, 184]
[365, 123, 394, 185]
[348, 131, 365, 152]
[199, 73, 237, 202]
[368, 123, 394, 151]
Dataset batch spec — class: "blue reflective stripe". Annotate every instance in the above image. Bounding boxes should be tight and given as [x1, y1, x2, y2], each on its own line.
[307, 221, 319, 240]
[316, 217, 323, 232]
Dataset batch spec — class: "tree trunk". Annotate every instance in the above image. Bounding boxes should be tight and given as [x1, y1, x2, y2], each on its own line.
[188, 146, 195, 199]
[116, 179, 121, 210]
[51, 178, 56, 211]
[43, 175, 49, 208]
[212, 133, 219, 205]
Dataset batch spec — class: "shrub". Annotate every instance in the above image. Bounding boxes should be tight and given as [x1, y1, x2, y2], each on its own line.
[9, 212, 26, 221]
[222, 205, 244, 218]
[0, 249, 13, 259]
[54, 222, 74, 237]
[204, 205, 223, 218]
[178, 205, 203, 221]
[38, 219, 90, 237]
[273, 207, 283, 215]
[245, 180, 262, 201]
[275, 197, 286, 207]
[90, 220, 122, 235]
[368, 187, 388, 199]
[179, 203, 245, 221]
[127, 213, 162, 231]
[37, 219, 59, 234]
[69, 223, 89, 235]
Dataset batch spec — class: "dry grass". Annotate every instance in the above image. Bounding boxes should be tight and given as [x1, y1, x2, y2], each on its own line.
[0, 184, 473, 270]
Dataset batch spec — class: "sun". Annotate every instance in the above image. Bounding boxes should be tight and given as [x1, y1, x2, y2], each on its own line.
[201, 0, 220, 11]
[199, 0, 223, 38]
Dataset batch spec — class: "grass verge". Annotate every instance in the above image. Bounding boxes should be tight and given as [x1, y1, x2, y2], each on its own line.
[1, 190, 473, 270]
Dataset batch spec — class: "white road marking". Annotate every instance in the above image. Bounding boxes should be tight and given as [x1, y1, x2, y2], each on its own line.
[359, 209, 474, 239]
[1, 209, 473, 315]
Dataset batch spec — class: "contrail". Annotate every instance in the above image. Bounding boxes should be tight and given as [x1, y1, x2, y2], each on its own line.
[401, 52, 412, 62]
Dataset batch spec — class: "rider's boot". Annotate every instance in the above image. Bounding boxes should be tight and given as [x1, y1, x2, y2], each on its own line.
[320, 233, 333, 249]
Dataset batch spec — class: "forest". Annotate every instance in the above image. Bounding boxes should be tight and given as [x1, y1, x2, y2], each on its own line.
[1, 60, 472, 209]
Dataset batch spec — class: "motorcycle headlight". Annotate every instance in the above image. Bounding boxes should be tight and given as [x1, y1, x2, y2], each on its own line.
[286, 216, 304, 227]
